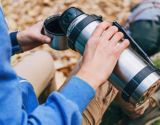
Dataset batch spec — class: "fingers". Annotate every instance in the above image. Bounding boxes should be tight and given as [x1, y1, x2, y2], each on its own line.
[32, 20, 45, 32]
[87, 22, 111, 55]
[101, 26, 118, 40]
[110, 32, 124, 46]
[88, 21, 130, 58]
[91, 22, 111, 37]
[115, 39, 130, 54]
[36, 20, 44, 27]
[36, 20, 52, 43]
[35, 34, 51, 43]
[86, 37, 99, 56]
[36, 21, 51, 43]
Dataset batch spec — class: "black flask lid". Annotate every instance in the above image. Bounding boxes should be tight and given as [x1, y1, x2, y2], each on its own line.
[59, 7, 84, 33]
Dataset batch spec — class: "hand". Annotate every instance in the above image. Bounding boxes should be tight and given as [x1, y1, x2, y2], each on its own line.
[17, 21, 51, 51]
[76, 22, 129, 90]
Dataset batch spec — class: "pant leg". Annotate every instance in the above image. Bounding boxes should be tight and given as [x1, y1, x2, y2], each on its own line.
[13, 50, 56, 97]
[82, 82, 118, 125]
[115, 92, 152, 119]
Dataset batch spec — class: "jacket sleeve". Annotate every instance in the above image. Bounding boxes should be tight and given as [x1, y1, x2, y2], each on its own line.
[0, 7, 95, 125]
[27, 77, 95, 125]
[10, 31, 22, 55]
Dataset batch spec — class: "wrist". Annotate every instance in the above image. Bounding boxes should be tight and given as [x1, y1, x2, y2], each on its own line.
[76, 69, 99, 90]
[17, 31, 27, 51]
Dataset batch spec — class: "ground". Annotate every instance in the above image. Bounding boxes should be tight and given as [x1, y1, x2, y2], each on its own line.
[2, 0, 142, 88]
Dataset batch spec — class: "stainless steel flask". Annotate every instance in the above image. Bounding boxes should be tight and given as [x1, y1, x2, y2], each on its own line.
[43, 15, 69, 50]
[46, 7, 160, 104]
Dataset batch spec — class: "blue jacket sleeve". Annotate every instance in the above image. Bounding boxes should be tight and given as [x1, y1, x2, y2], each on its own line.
[10, 31, 22, 55]
[0, 7, 95, 125]
[27, 77, 95, 125]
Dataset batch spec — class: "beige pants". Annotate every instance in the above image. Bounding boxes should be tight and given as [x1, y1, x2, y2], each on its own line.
[13, 50, 56, 97]
[13, 50, 153, 125]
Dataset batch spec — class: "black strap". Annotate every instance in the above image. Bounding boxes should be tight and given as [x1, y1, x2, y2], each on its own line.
[113, 21, 154, 66]
[121, 65, 157, 101]
[68, 15, 102, 50]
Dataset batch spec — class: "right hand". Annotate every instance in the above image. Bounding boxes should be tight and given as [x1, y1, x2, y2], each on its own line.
[76, 22, 129, 90]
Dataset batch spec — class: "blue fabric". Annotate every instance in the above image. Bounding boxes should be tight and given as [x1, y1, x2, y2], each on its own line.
[60, 76, 95, 112]
[17, 77, 39, 114]
[0, 7, 95, 125]
[10, 31, 22, 55]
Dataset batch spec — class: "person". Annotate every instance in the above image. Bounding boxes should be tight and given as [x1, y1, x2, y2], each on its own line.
[0, 4, 129, 125]
[10, 0, 160, 125]
[125, 0, 160, 56]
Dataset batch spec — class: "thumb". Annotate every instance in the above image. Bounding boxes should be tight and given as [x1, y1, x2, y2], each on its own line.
[38, 34, 51, 43]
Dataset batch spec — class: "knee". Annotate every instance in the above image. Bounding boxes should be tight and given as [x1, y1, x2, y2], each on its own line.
[33, 50, 54, 67]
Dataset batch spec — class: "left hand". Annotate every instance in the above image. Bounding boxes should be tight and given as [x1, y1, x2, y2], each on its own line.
[17, 21, 51, 51]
